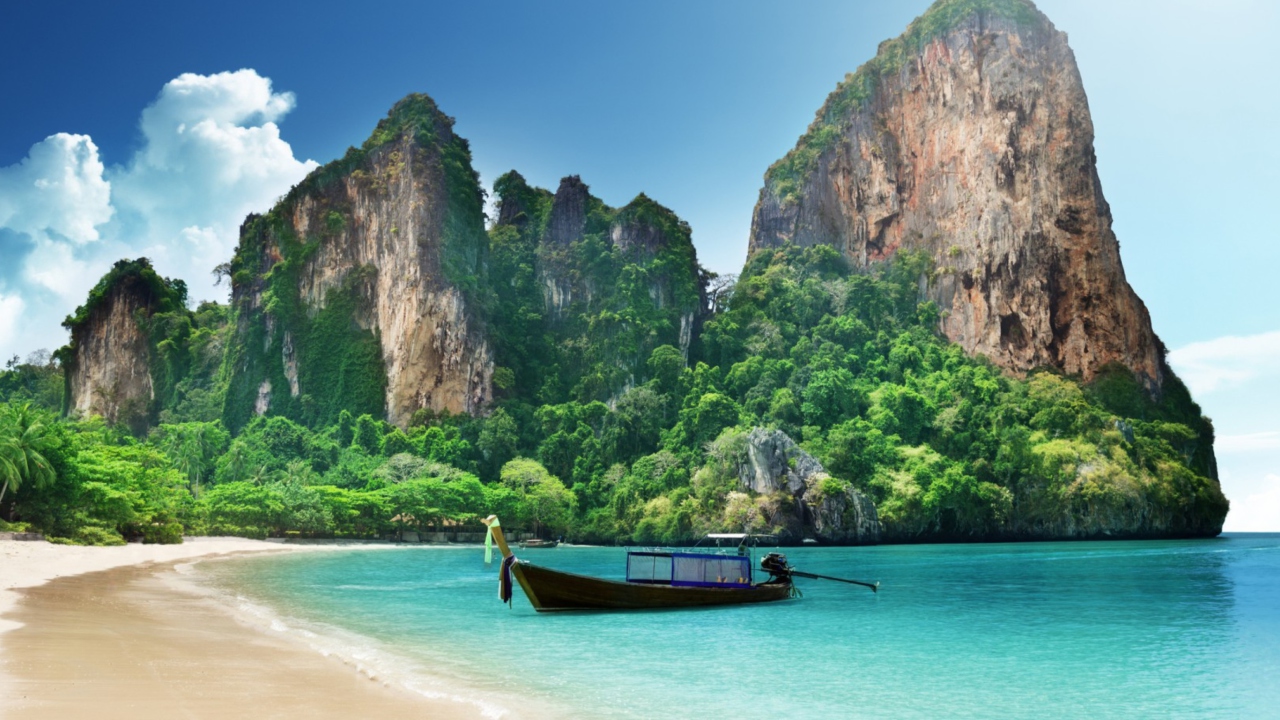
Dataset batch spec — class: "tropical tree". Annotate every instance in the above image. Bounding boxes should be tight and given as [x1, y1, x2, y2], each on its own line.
[500, 458, 575, 537]
[154, 422, 226, 494]
[281, 459, 316, 486]
[222, 440, 249, 484]
[0, 403, 56, 513]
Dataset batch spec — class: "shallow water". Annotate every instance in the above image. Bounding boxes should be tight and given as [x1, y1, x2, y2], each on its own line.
[198, 535, 1280, 719]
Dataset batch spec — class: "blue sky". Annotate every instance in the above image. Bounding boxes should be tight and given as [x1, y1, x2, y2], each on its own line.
[1, 0, 1277, 528]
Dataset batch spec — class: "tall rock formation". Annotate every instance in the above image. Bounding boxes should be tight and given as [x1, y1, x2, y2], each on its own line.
[59, 259, 188, 433]
[749, 0, 1162, 390]
[223, 94, 492, 431]
[488, 171, 707, 404]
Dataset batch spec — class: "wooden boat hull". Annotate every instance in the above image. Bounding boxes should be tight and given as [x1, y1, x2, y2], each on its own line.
[512, 561, 792, 611]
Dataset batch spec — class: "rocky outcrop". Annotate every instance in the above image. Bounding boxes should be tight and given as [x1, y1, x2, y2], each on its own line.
[749, 0, 1162, 391]
[64, 280, 154, 429]
[225, 94, 492, 429]
[288, 136, 492, 425]
[738, 428, 880, 543]
[60, 259, 188, 433]
[543, 176, 589, 246]
[494, 170, 543, 229]
[612, 194, 674, 256]
[489, 171, 708, 403]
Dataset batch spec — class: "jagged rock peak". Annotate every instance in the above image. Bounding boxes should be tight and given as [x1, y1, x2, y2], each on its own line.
[738, 428, 880, 544]
[543, 175, 590, 245]
[224, 92, 492, 431]
[365, 93, 458, 149]
[748, 0, 1164, 392]
[60, 258, 187, 432]
[611, 193, 689, 255]
[494, 170, 536, 228]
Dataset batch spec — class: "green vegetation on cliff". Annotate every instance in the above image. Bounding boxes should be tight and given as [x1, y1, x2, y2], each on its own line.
[487, 171, 704, 407]
[222, 94, 485, 432]
[221, 216, 388, 433]
[13, 242, 1221, 544]
[696, 246, 1222, 539]
[20, 87, 1222, 546]
[56, 258, 230, 430]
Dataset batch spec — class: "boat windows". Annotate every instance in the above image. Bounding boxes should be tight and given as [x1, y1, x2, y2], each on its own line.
[625, 551, 752, 587]
[673, 554, 751, 587]
[626, 552, 674, 584]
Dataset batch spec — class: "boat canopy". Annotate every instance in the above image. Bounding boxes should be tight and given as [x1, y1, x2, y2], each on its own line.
[700, 533, 778, 547]
[626, 551, 752, 588]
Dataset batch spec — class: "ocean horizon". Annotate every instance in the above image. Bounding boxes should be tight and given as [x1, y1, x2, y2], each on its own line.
[193, 533, 1280, 718]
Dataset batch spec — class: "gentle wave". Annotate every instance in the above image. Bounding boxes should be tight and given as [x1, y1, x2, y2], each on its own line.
[169, 560, 537, 720]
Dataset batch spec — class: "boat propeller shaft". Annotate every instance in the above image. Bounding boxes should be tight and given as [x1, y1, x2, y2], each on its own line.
[761, 552, 879, 593]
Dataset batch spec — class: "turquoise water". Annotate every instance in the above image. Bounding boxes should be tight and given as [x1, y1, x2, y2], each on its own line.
[199, 535, 1280, 718]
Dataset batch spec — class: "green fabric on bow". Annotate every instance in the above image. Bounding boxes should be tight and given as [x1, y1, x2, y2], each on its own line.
[485, 517, 501, 564]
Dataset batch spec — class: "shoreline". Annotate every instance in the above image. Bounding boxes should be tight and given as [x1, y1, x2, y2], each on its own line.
[0, 537, 417, 633]
[0, 539, 503, 719]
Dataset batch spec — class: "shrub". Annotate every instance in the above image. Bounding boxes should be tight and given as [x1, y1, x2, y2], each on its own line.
[47, 526, 127, 546]
[142, 521, 185, 545]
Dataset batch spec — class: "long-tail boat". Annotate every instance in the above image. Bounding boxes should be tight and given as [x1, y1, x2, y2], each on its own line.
[481, 516, 812, 611]
[481, 517, 879, 612]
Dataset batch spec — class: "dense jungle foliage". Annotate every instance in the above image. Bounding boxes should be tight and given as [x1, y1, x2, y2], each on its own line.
[2, 242, 1225, 545]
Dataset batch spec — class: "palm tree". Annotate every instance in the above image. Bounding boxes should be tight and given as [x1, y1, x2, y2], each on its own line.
[159, 423, 214, 495]
[223, 441, 248, 483]
[248, 464, 271, 486]
[0, 438, 22, 507]
[0, 403, 55, 514]
[282, 459, 315, 486]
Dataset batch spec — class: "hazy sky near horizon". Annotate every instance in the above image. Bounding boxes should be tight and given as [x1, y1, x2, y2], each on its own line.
[1, 0, 1277, 529]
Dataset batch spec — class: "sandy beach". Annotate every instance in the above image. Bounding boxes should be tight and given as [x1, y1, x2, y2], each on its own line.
[0, 539, 486, 719]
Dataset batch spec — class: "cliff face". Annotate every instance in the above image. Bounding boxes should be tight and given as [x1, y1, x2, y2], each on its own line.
[750, 0, 1162, 390]
[65, 282, 154, 429]
[488, 171, 707, 404]
[224, 95, 491, 430]
[60, 258, 189, 433]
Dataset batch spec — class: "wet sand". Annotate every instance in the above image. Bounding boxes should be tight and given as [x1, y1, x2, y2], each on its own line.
[0, 542, 485, 719]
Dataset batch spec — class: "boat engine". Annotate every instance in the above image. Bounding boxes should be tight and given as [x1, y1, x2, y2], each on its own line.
[760, 552, 791, 579]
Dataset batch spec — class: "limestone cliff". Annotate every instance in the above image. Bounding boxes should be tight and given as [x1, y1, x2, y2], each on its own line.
[488, 171, 707, 404]
[737, 428, 881, 544]
[749, 0, 1162, 391]
[223, 94, 492, 431]
[59, 259, 187, 433]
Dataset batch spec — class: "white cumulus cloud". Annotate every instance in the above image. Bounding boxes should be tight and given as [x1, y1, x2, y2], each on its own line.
[0, 133, 112, 244]
[22, 237, 98, 300]
[112, 69, 318, 300]
[1167, 330, 1280, 396]
[0, 69, 316, 361]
